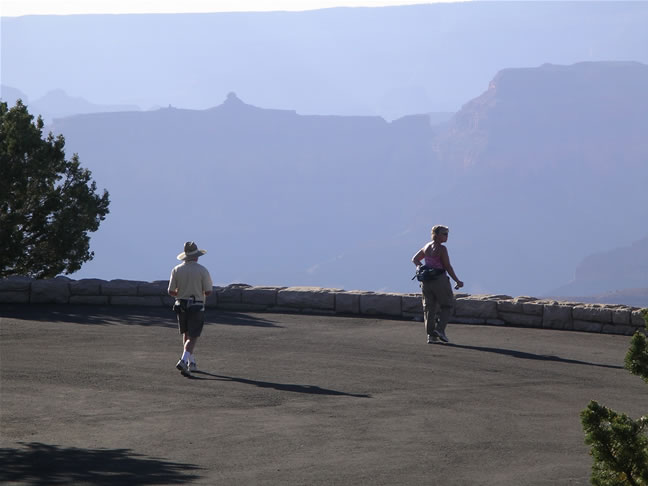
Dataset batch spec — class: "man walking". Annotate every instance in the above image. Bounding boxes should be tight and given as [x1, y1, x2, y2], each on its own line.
[168, 241, 213, 376]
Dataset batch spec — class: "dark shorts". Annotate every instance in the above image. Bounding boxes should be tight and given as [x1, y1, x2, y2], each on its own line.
[177, 309, 205, 337]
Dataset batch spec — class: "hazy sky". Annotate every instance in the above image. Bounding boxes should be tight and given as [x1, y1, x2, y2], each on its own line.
[2, 0, 471, 17]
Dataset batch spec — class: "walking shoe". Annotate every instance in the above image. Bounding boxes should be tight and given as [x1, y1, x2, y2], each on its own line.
[176, 359, 190, 375]
[434, 330, 450, 343]
[427, 334, 439, 344]
[189, 361, 197, 372]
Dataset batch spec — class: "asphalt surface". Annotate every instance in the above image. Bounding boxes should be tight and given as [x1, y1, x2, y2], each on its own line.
[1, 304, 646, 486]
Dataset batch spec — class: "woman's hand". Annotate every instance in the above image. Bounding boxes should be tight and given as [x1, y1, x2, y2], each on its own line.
[454, 280, 464, 290]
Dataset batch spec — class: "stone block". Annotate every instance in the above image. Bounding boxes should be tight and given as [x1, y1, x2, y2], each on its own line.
[70, 295, 110, 305]
[335, 292, 360, 314]
[572, 305, 612, 323]
[483, 294, 514, 301]
[499, 312, 543, 328]
[205, 292, 218, 308]
[497, 297, 543, 314]
[572, 320, 603, 333]
[516, 296, 540, 303]
[0, 276, 33, 291]
[542, 304, 572, 330]
[111, 296, 164, 306]
[401, 295, 423, 314]
[31, 279, 70, 304]
[522, 302, 544, 316]
[138, 281, 169, 296]
[602, 324, 636, 336]
[611, 309, 631, 326]
[241, 287, 279, 306]
[359, 292, 402, 316]
[216, 285, 246, 303]
[0, 291, 30, 303]
[454, 298, 498, 319]
[70, 279, 106, 295]
[102, 279, 144, 296]
[631, 310, 647, 327]
[497, 300, 523, 313]
[278, 287, 337, 310]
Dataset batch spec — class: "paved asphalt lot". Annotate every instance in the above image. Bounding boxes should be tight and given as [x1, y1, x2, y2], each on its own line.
[1, 304, 646, 485]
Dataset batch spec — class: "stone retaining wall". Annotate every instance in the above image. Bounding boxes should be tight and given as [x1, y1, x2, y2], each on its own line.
[1, 276, 646, 336]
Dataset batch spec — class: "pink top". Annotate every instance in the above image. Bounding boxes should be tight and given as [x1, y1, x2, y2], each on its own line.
[423, 243, 444, 269]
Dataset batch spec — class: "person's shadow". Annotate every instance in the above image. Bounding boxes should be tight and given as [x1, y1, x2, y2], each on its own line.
[446, 343, 624, 370]
[188, 371, 371, 398]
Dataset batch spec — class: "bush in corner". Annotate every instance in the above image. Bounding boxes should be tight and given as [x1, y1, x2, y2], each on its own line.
[581, 309, 648, 485]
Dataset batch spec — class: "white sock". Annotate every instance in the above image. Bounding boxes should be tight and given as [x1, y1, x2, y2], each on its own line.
[181, 350, 190, 362]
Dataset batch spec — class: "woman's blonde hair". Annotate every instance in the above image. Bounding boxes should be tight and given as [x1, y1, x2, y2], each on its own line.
[431, 225, 449, 238]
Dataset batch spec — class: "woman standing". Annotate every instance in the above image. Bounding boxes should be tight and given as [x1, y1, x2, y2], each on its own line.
[412, 225, 464, 344]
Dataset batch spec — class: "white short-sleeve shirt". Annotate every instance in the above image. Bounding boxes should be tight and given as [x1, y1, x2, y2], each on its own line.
[168, 261, 213, 301]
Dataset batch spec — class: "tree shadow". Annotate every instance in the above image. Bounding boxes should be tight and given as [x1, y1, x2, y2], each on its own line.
[447, 343, 624, 370]
[0, 305, 280, 328]
[0, 442, 202, 485]
[189, 371, 371, 398]
[0, 304, 177, 327]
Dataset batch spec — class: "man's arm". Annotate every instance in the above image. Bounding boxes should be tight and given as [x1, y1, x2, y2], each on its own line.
[203, 270, 213, 297]
[168, 268, 178, 296]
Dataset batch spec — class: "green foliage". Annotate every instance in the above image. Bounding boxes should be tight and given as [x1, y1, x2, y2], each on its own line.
[0, 100, 110, 278]
[581, 311, 648, 485]
[625, 314, 648, 384]
[582, 401, 648, 486]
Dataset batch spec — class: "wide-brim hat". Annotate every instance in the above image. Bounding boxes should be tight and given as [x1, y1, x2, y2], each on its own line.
[177, 241, 207, 260]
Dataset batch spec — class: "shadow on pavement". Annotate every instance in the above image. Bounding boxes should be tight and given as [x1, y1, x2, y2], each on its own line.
[0, 305, 280, 328]
[448, 343, 624, 370]
[209, 311, 283, 328]
[0, 305, 177, 327]
[0, 442, 202, 485]
[190, 371, 371, 397]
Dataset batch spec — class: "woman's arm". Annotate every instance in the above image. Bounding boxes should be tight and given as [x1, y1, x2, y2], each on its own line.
[412, 248, 426, 267]
[440, 246, 463, 288]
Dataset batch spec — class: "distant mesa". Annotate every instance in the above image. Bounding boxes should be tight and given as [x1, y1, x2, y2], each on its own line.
[210, 91, 267, 114]
[225, 92, 243, 105]
[1, 86, 141, 123]
[545, 288, 648, 309]
[435, 61, 648, 171]
[547, 235, 648, 302]
[0, 85, 29, 105]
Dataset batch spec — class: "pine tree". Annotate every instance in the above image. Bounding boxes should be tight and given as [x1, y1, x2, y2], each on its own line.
[581, 309, 648, 486]
[0, 100, 110, 278]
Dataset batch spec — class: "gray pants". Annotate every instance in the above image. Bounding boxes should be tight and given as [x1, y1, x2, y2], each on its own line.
[421, 276, 454, 336]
